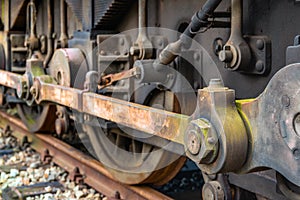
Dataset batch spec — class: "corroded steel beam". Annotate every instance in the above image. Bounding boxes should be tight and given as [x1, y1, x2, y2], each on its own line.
[0, 70, 22, 89]
[32, 76, 190, 145]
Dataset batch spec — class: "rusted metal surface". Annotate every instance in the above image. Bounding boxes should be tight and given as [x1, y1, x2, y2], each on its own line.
[99, 67, 139, 89]
[80, 89, 187, 185]
[0, 69, 22, 89]
[32, 76, 190, 145]
[0, 111, 173, 200]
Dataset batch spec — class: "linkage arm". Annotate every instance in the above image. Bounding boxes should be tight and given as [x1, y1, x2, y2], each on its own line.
[32, 75, 190, 145]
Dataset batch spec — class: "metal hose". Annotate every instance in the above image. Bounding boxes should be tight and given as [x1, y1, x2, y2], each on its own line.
[159, 0, 223, 65]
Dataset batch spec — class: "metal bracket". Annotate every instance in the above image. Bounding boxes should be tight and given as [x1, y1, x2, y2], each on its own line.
[41, 149, 53, 165]
[69, 167, 85, 185]
[244, 35, 271, 75]
[237, 63, 300, 186]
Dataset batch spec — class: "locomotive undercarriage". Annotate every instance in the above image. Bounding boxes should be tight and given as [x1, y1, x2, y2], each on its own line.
[1, 0, 300, 199]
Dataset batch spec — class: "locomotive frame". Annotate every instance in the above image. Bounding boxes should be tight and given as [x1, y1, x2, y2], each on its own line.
[0, 0, 300, 199]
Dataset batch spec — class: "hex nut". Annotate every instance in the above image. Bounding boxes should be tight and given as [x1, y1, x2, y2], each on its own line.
[185, 119, 219, 164]
[202, 181, 225, 200]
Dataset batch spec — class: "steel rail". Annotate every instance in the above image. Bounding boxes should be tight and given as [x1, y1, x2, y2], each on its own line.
[0, 110, 173, 200]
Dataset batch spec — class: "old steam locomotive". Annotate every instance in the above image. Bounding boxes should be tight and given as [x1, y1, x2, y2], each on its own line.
[0, 0, 299, 199]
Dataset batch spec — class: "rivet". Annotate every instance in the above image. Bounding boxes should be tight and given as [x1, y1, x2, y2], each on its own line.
[256, 39, 264, 50]
[255, 60, 264, 72]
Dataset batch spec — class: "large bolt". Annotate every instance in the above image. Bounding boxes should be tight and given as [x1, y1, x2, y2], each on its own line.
[185, 119, 219, 164]
[218, 46, 233, 63]
[16, 79, 28, 99]
[202, 181, 225, 200]
[186, 130, 201, 155]
[130, 45, 140, 56]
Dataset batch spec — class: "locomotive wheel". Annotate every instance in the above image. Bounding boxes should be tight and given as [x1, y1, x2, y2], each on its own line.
[17, 104, 56, 132]
[80, 91, 186, 185]
[16, 55, 57, 132]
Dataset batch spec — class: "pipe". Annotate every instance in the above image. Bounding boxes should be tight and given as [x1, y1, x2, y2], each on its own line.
[59, 0, 68, 48]
[159, 0, 222, 65]
[130, 0, 153, 59]
[44, 0, 53, 67]
[181, 0, 223, 42]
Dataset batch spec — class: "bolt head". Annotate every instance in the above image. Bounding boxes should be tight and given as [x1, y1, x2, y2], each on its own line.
[185, 119, 219, 164]
[208, 79, 224, 88]
[256, 39, 265, 50]
[16, 80, 27, 99]
[130, 46, 140, 56]
[186, 130, 201, 155]
[255, 60, 264, 72]
[202, 181, 224, 200]
[218, 48, 233, 63]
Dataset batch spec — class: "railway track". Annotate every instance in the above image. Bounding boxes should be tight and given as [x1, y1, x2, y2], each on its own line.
[0, 110, 173, 200]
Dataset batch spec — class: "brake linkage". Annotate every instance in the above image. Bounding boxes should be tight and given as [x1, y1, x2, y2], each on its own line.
[98, 67, 140, 90]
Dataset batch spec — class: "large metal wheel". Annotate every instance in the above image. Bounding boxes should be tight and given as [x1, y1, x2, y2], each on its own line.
[17, 104, 56, 132]
[79, 91, 186, 185]
[16, 55, 57, 133]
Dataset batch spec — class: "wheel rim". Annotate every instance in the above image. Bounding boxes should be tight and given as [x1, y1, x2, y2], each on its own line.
[80, 123, 185, 185]
[78, 90, 186, 185]
[17, 104, 56, 132]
